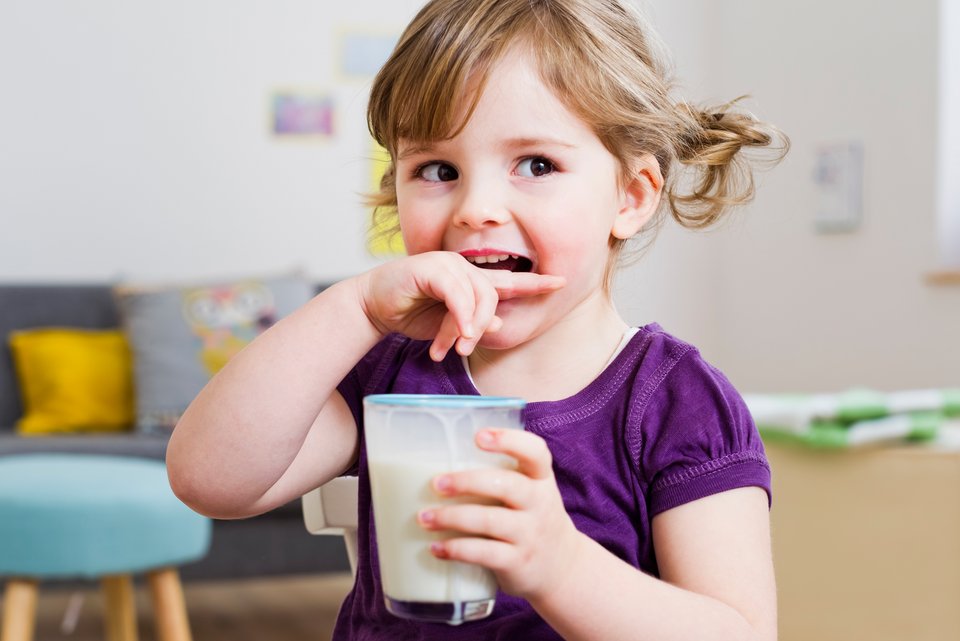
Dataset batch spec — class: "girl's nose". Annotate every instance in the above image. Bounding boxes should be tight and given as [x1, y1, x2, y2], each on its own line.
[450, 178, 510, 229]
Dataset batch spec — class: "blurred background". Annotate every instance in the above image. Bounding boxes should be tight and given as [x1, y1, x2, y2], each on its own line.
[1, 1, 958, 640]
[1, 0, 957, 390]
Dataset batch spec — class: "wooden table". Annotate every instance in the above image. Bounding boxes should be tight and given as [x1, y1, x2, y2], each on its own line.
[767, 430, 960, 641]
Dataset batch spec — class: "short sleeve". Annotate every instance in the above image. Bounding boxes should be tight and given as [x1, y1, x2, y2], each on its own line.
[336, 333, 408, 429]
[637, 348, 771, 516]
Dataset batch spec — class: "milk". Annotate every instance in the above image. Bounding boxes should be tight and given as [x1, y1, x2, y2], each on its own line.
[362, 393, 526, 624]
[368, 455, 499, 603]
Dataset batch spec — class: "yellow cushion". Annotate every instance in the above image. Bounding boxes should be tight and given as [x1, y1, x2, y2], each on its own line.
[9, 328, 134, 434]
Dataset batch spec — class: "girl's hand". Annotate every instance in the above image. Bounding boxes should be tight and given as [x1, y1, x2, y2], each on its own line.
[356, 251, 565, 361]
[417, 428, 588, 601]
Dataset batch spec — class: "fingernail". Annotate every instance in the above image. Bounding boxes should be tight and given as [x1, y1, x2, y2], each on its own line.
[477, 430, 496, 446]
[434, 475, 453, 493]
[418, 509, 436, 525]
[430, 542, 449, 558]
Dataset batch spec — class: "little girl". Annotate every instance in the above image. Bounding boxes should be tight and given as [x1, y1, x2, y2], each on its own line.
[168, 1, 786, 639]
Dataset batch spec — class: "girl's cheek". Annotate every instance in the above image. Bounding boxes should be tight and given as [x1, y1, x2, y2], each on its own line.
[402, 230, 443, 255]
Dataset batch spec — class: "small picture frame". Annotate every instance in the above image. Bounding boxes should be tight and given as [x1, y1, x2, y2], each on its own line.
[270, 91, 334, 137]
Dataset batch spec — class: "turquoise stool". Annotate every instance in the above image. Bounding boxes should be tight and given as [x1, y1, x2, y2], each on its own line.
[0, 454, 211, 641]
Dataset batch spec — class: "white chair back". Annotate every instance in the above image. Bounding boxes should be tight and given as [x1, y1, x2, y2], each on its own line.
[302, 476, 360, 576]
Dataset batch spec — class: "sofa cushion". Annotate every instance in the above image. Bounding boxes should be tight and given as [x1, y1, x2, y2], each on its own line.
[0, 286, 120, 432]
[9, 328, 134, 434]
[114, 274, 314, 434]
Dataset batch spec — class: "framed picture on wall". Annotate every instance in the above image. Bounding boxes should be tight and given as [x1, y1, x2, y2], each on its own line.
[270, 91, 334, 138]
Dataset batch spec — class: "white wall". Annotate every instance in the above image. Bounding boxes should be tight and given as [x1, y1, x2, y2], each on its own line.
[620, 0, 960, 391]
[690, 0, 960, 390]
[0, 0, 424, 283]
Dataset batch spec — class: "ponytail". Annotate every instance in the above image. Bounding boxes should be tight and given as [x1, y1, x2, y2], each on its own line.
[666, 99, 789, 229]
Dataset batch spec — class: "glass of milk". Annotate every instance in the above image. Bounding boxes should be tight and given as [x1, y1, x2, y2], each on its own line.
[363, 394, 526, 626]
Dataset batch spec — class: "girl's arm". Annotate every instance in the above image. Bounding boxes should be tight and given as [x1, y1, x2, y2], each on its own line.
[536, 488, 776, 641]
[166, 278, 381, 519]
[422, 429, 777, 641]
[167, 253, 564, 520]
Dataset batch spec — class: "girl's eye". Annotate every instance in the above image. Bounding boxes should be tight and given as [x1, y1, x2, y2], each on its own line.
[516, 157, 555, 178]
[418, 162, 459, 182]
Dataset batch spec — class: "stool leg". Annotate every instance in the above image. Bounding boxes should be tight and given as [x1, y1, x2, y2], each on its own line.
[1, 579, 38, 641]
[101, 575, 138, 641]
[146, 568, 192, 641]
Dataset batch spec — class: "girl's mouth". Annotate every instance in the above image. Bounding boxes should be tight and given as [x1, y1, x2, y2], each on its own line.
[462, 253, 534, 273]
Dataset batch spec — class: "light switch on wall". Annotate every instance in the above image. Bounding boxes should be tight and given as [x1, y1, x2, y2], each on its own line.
[813, 141, 864, 233]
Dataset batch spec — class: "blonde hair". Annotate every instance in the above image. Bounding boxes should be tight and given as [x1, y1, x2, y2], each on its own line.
[367, 0, 787, 261]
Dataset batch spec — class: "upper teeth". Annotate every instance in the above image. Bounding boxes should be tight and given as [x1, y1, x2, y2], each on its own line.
[467, 254, 517, 264]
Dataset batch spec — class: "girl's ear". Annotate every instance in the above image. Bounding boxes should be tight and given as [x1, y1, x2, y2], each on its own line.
[611, 154, 663, 240]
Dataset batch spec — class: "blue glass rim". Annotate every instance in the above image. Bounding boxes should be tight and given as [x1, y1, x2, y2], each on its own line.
[364, 394, 525, 409]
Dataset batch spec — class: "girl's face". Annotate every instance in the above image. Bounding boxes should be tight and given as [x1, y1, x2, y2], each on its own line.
[395, 50, 655, 349]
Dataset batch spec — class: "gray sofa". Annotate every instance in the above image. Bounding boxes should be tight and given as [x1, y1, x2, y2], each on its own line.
[0, 284, 350, 581]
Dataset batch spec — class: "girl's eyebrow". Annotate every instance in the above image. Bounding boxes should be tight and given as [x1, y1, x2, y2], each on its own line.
[498, 137, 576, 151]
[398, 137, 576, 161]
[397, 143, 436, 160]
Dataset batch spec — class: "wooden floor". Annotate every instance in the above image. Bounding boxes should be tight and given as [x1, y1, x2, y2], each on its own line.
[19, 573, 355, 641]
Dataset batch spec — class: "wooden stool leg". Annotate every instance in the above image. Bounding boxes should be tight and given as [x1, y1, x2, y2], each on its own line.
[101, 575, 138, 641]
[147, 568, 192, 641]
[1, 579, 39, 641]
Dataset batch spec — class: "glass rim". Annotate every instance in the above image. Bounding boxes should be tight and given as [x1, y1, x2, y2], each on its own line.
[363, 394, 525, 409]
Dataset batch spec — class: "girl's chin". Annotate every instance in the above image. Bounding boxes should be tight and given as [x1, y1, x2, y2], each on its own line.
[480, 298, 559, 349]
[477, 316, 540, 351]
[476, 325, 528, 351]
[476, 332, 517, 350]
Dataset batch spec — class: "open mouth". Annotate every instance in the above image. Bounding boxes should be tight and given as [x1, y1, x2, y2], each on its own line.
[463, 253, 534, 273]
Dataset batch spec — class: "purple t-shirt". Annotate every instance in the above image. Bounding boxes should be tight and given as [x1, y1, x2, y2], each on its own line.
[332, 324, 770, 641]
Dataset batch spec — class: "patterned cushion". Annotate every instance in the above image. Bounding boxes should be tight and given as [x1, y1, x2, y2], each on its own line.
[114, 274, 313, 434]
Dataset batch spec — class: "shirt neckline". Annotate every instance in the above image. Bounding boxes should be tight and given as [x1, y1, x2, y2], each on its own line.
[444, 324, 658, 426]
[460, 326, 640, 386]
